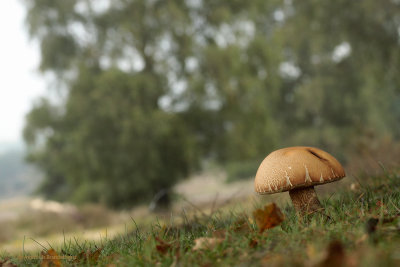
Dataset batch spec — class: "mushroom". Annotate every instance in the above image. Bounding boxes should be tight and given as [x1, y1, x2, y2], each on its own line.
[254, 146, 345, 215]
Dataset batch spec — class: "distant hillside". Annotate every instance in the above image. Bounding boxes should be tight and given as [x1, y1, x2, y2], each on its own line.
[0, 147, 42, 199]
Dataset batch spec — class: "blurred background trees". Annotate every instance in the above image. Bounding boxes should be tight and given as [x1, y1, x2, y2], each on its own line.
[22, 0, 400, 207]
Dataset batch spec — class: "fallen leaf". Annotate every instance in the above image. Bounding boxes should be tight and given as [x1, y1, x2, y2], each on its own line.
[318, 240, 346, 267]
[231, 217, 252, 234]
[174, 245, 181, 261]
[212, 229, 226, 239]
[155, 237, 172, 255]
[261, 254, 284, 266]
[222, 247, 234, 257]
[382, 215, 400, 224]
[365, 218, 379, 234]
[239, 251, 249, 262]
[192, 237, 224, 251]
[248, 238, 258, 248]
[306, 244, 317, 259]
[253, 203, 284, 233]
[0, 259, 18, 267]
[73, 247, 102, 265]
[355, 234, 368, 245]
[105, 252, 120, 261]
[40, 249, 62, 267]
[103, 252, 121, 265]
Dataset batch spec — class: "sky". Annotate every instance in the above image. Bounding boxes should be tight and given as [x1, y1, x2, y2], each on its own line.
[0, 1, 46, 145]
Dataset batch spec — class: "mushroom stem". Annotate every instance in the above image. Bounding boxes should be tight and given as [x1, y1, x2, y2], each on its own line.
[289, 186, 322, 215]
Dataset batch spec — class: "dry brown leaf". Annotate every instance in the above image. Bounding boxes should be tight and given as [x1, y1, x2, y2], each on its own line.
[382, 215, 400, 224]
[40, 249, 62, 267]
[248, 238, 258, 248]
[232, 217, 252, 234]
[175, 242, 183, 260]
[0, 259, 18, 267]
[103, 252, 121, 266]
[222, 247, 234, 257]
[261, 254, 284, 266]
[355, 234, 368, 245]
[253, 203, 284, 233]
[318, 240, 346, 267]
[192, 237, 224, 251]
[73, 247, 102, 265]
[306, 244, 317, 259]
[239, 251, 249, 262]
[90, 248, 102, 262]
[305, 244, 326, 266]
[105, 252, 120, 261]
[155, 237, 172, 255]
[365, 218, 379, 234]
[212, 229, 226, 238]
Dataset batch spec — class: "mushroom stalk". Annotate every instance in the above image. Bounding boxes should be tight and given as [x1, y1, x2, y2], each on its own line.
[289, 186, 322, 214]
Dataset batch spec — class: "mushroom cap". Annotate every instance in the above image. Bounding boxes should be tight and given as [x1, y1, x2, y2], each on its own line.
[254, 146, 345, 194]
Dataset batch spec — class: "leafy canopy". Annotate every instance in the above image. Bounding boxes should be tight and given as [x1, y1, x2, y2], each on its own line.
[23, 0, 400, 206]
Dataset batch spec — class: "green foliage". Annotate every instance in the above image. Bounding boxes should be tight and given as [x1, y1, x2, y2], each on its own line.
[22, 0, 400, 206]
[24, 67, 197, 207]
[40, 34, 77, 72]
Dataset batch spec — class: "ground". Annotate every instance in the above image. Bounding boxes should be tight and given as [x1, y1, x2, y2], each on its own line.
[0, 168, 399, 266]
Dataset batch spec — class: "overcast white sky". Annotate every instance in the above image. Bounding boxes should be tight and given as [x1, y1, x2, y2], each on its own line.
[0, 1, 46, 144]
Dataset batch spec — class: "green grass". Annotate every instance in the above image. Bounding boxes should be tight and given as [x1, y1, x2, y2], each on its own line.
[3, 169, 400, 266]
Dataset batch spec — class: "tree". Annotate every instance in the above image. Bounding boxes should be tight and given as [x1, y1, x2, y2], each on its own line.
[277, 0, 400, 159]
[23, 0, 201, 207]
[23, 0, 400, 207]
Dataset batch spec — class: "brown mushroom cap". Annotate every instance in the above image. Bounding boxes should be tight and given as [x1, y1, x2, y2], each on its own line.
[255, 146, 345, 194]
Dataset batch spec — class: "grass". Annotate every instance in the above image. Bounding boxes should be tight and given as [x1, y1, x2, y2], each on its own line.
[0, 201, 124, 245]
[2, 169, 400, 266]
